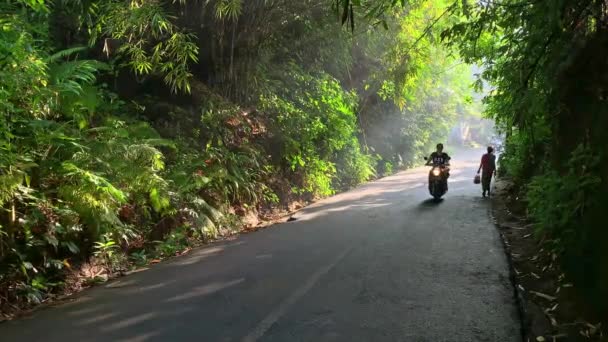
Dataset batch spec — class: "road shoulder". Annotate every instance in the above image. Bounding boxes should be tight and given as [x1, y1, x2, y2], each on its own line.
[491, 178, 604, 341]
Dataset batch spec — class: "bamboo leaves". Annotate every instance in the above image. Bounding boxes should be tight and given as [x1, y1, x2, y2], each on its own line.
[215, 0, 242, 20]
[95, 1, 199, 93]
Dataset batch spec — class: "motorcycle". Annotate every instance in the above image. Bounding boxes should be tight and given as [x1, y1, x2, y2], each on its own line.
[424, 157, 449, 200]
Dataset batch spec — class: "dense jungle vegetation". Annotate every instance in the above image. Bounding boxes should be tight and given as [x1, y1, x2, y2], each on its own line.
[0, 0, 484, 311]
[340, 0, 608, 316]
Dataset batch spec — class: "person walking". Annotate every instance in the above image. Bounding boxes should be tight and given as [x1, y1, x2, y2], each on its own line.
[477, 146, 497, 197]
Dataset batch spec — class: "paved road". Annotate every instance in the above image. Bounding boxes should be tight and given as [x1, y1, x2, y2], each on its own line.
[0, 149, 520, 342]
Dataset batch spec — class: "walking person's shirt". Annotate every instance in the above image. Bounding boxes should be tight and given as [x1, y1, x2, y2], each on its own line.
[480, 153, 496, 174]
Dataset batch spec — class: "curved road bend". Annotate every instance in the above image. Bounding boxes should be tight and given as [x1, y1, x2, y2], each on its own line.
[1, 149, 520, 342]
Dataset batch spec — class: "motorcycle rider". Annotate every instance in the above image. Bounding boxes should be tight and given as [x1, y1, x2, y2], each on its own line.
[425, 143, 451, 168]
[425, 143, 451, 190]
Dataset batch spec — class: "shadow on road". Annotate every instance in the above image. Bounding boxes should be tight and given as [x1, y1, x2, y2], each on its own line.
[417, 198, 444, 210]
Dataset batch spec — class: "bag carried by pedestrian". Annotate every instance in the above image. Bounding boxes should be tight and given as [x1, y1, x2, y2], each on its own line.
[473, 174, 481, 184]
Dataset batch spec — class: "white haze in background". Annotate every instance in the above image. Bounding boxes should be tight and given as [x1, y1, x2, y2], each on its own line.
[448, 63, 502, 150]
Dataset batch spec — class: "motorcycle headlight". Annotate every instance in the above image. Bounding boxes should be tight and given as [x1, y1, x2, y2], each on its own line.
[432, 168, 441, 176]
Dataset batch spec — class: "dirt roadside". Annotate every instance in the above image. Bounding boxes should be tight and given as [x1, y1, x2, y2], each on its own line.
[491, 178, 604, 342]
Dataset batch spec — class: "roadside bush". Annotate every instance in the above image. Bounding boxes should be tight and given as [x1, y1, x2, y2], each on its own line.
[498, 130, 541, 182]
[335, 138, 377, 190]
[526, 145, 601, 250]
[259, 66, 375, 196]
[526, 143, 608, 311]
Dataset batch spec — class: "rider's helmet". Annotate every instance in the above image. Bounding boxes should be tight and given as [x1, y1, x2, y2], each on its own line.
[436, 143, 444, 151]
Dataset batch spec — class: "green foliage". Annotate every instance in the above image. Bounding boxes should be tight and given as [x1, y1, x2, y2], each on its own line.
[335, 139, 377, 189]
[215, 0, 243, 20]
[336, 0, 408, 30]
[377, 160, 394, 177]
[527, 144, 601, 250]
[525, 144, 608, 308]
[129, 250, 148, 266]
[259, 67, 375, 196]
[155, 227, 189, 257]
[0, 1, 200, 306]
[342, 0, 475, 168]
[93, 1, 199, 93]
[496, 119, 551, 182]
[168, 107, 273, 208]
[93, 236, 123, 272]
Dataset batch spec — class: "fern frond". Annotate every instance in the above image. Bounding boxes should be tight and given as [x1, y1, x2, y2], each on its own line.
[46, 46, 88, 63]
[49, 60, 107, 96]
[123, 144, 165, 171]
[61, 162, 126, 204]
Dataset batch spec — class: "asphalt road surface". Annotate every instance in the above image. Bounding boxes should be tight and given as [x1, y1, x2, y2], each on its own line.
[0, 149, 521, 342]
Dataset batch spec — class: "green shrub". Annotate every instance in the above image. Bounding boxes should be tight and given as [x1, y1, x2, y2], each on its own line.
[335, 138, 377, 189]
[155, 227, 190, 258]
[526, 144, 608, 311]
[259, 66, 375, 196]
[526, 144, 601, 247]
